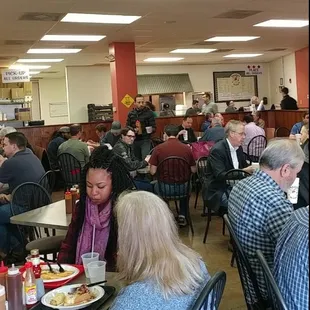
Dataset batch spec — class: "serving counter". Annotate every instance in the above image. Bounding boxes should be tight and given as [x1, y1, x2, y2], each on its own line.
[16, 110, 307, 149]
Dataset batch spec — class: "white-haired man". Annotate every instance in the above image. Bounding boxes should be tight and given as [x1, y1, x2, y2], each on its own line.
[228, 138, 305, 303]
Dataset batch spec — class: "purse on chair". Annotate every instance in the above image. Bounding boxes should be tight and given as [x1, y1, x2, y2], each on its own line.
[190, 141, 215, 161]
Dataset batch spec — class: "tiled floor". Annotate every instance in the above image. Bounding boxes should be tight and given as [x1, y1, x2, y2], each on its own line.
[52, 191, 246, 310]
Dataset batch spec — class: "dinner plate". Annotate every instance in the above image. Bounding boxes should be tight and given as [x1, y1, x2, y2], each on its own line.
[23, 264, 80, 283]
[41, 284, 105, 310]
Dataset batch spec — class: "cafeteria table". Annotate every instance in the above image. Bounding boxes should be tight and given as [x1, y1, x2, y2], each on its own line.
[10, 200, 71, 231]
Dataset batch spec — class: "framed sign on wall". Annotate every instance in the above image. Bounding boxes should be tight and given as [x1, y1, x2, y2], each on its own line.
[213, 71, 258, 103]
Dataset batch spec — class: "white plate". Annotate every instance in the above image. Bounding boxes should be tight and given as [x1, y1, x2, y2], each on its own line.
[41, 284, 105, 310]
[23, 264, 79, 283]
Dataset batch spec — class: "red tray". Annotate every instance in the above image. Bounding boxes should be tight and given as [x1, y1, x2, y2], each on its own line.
[19, 263, 85, 289]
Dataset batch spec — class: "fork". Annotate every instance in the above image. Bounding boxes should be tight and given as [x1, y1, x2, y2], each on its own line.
[46, 260, 56, 273]
[56, 261, 65, 273]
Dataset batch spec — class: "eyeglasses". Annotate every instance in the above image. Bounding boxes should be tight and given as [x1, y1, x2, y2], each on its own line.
[126, 135, 136, 139]
[232, 131, 246, 137]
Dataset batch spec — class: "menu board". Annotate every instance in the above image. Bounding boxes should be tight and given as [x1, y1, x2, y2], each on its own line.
[213, 71, 258, 103]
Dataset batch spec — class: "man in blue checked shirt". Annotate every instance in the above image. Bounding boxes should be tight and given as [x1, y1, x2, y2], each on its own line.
[290, 112, 309, 136]
[228, 139, 305, 304]
[273, 206, 309, 310]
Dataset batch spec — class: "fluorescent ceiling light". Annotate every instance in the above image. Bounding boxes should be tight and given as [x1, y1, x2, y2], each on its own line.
[206, 36, 260, 42]
[41, 35, 106, 42]
[29, 71, 41, 75]
[9, 65, 51, 69]
[254, 19, 309, 28]
[144, 57, 184, 62]
[224, 54, 262, 58]
[27, 49, 81, 54]
[61, 13, 141, 24]
[170, 49, 216, 54]
[17, 59, 64, 63]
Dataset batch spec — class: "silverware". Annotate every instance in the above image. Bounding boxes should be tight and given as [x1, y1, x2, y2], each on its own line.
[46, 261, 55, 274]
[68, 281, 107, 294]
[56, 261, 65, 273]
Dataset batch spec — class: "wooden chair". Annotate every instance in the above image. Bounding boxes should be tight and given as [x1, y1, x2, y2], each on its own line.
[58, 153, 82, 189]
[247, 135, 267, 163]
[156, 156, 194, 235]
[275, 127, 290, 137]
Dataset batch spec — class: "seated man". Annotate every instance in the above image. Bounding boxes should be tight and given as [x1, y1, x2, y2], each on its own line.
[290, 112, 309, 136]
[273, 207, 309, 310]
[200, 117, 224, 143]
[225, 101, 237, 113]
[214, 113, 225, 126]
[113, 127, 149, 172]
[149, 124, 196, 226]
[0, 132, 45, 259]
[186, 99, 201, 116]
[58, 124, 90, 168]
[201, 113, 213, 132]
[87, 123, 108, 149]
[47, 126, 70, 170]
[242, 114, 265, 154]
[177, 116, 197, 143]
[228, 139, 305, 301]
[100, 121, 121, 147]
[205, 120, 253, 212]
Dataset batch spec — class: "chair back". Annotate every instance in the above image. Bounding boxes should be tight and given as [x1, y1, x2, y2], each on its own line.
[247, 135, 267, 162]
[57, 153, 82, 189]
[275, 127, 290, 137]
[224, 169, 251, 195]
[256, 250, 288, 310]
[39, 170, 56, 195]
[10, 182, 52, 245]
[223, 215, 267, 308]
[156, 156, 192, 200]
[196, 156, 208, 184]
[33, 145, 51, 171]
[191, 271, 227, 310]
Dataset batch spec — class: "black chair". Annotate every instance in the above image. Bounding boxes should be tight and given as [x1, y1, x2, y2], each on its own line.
[243, 152, 253, 165]
[156, 156, 194, 234]
[58, 153, 82, 189]
[223, 215, 269, 309]
[247, 135, 267, 163]
[191, 271, 227, 310]
[194, 156, 208, 209]
[9, 182, 64, 261]
[256, 250, 288, 310]
[39, 170, 56, 195]
[275, 127, 290, 137]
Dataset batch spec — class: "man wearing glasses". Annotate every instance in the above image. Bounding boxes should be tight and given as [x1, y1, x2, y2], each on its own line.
[113, 127, 150, 172]
[204, 120, 254, 212]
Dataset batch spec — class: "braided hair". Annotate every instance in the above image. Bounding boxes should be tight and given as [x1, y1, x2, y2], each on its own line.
[77, 146, 135, 227]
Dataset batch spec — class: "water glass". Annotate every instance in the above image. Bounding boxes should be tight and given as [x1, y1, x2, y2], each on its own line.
[87, 261, 106, 284]
[81, 252, 99, 278]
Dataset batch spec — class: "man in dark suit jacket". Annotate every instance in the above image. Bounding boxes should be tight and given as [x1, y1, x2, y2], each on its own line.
[177, 115, 197, 144]
[204, 120, 254, 212]
[280, 87, 298, 110]
[200, 116, 225, 143]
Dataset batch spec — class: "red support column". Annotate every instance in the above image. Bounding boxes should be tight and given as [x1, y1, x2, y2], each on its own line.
[109, 42, 138, 126]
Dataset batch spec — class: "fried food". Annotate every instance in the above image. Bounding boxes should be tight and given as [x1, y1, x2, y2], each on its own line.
[41, 269, 74, 280]
[49, 284, 96, 307]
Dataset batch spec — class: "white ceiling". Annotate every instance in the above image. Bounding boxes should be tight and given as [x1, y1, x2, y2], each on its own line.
[0, 0, 308, 78]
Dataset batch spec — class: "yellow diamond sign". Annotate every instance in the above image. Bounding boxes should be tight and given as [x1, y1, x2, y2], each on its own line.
[121, 94, 134, 108]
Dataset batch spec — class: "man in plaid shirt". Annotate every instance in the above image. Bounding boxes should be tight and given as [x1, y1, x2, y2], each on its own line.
[228, 139, 305, 303]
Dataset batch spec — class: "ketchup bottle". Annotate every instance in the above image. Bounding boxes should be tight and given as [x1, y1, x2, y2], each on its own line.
[65, 189, 72, 214]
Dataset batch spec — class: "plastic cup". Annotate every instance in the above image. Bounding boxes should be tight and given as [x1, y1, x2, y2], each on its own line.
[295, 134, 301, 145]
[146, 126, 153, 134]
[81, 252, 99, 278]
[251, 162, 259, 170]
[183, 130, 188, 141]
[287, 178, 300, 204]
[87, 261, 106, 284]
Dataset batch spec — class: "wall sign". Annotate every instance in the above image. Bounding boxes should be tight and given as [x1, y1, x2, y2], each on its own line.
[121, 94, 134, 108]
[1, 68, 30, 83]
[213, 71, 258, 103]
[49, 102, 68, 117]
[245, 65, 263, 75]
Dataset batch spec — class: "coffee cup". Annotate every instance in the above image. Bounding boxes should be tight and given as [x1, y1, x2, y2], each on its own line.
[146, 126, 153, 134]
[287, 177, 300, 204]
[295, 134, 301, 145]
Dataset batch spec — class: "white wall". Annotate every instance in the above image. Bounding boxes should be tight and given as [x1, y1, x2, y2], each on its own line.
[269, 53, 297, 107]
[38, 78, 69, 125]
[66, 66, 112, 123]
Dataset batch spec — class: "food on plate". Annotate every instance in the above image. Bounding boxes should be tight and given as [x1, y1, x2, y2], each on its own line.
[49, 284, 96, 306]
[41, 268, 74, 280]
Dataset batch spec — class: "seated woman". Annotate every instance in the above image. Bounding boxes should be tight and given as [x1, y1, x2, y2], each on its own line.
[110, 191, 211, 310]
[57, 146, 134, 271]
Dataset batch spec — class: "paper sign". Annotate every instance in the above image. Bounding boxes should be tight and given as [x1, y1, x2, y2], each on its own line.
[121, 94, 134, 108]
[245, 65, 263, 76]
[1, 69, 30, 83]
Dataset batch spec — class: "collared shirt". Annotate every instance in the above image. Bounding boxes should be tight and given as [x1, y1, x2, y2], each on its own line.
[273, 207, 309, 310]
[226, 139, 239, 169]
[242, 122, 265, 153]
[228, 170, 293, 302]
[290, 121, 303, 135]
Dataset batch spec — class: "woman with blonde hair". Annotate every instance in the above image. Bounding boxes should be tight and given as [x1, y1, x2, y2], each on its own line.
[110, 191, 210, 310]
